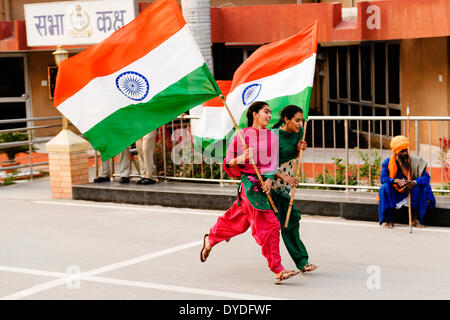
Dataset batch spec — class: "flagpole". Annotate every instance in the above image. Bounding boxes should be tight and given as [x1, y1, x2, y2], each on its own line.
[219, 95, 278, 213]
[284, 120, 308, 228]
[406, 103, 413, 234]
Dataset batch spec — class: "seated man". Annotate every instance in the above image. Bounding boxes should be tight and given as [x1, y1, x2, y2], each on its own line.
[378, 135, 436, 228]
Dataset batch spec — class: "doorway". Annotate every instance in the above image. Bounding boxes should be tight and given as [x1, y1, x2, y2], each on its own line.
[0, 54, 31, 130]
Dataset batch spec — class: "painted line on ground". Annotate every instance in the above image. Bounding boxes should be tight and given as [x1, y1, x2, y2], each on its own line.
[34, 200, 222, 216]
[1, 277, 69, 300]
[0, 265, 284, 300]
[82, 240, 201, 276]
[1, 240, 200, 300]
[35, 200, 450, 234]
[301, 219, 450, 233]
[83, 276, 286, 300]
[0, 266, 65, 278]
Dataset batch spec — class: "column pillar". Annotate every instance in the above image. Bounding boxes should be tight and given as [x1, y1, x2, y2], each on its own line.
[46, 129, 90, 199]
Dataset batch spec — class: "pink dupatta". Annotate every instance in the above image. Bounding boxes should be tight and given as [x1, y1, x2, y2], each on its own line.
[223, 127, 278, 178]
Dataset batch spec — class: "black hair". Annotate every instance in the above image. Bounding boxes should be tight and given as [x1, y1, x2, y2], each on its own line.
[272, 105, 303, 129]
[246, 101, 269, 127]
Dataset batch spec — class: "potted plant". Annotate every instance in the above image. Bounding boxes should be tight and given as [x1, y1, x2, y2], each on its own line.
[0, 132, 35, 173]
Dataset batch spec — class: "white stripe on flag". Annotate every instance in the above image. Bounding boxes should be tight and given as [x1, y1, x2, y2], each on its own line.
[57, 25, 205, 133]
[214, 54, 317, 138]
[191, 105, 230, 140]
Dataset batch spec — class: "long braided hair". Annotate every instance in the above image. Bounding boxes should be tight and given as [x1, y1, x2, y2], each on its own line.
[246, 101, 270, 127]
[272, 105, 303, 129]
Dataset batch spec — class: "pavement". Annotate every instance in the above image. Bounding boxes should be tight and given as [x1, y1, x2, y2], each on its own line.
[2, 176, 450, 300]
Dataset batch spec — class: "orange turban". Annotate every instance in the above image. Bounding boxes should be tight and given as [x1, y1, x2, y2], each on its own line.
[388, 135, 410, 193]
[390, 135, 410, 154]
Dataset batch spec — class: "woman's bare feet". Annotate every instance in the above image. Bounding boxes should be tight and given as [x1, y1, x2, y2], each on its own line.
[383, 221, 394, 229]
[412, 220, 424, 228]
[200, 234, 212, 262]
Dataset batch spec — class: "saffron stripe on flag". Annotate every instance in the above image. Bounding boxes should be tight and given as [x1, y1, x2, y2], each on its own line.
[57, 25, 206, 134]
[228, 22, 318, 92]
[54, 0, 185, 106]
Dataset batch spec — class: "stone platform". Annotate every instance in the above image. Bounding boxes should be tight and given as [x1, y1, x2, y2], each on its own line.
[72, 181, 450, 227]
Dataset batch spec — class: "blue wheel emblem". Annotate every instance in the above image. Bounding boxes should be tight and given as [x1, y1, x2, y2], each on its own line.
[116, 71, 149, 101]
[242, 83, 262, 106]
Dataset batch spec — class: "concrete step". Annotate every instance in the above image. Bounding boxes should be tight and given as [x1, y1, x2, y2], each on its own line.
[72, 181, 450, 227]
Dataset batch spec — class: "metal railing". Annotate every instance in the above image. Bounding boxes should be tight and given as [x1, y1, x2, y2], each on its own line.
[0, 116, 63, 180]
[3, 115, 450, 194]
[152, 115, 450, 194]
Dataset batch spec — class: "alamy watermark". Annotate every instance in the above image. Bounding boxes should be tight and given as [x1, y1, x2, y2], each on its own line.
[66, 265, 81, 290]
[171, 128, 281, 166]
[366, 265, 381, 290]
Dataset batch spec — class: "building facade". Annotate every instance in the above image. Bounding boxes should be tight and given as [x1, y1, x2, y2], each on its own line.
[0, 0, 449, 150]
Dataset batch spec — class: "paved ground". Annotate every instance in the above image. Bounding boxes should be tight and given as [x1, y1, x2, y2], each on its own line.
[1, 177, 450, 300]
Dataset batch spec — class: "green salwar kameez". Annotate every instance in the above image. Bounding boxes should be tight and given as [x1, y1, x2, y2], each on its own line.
[271, 128, 310, 270]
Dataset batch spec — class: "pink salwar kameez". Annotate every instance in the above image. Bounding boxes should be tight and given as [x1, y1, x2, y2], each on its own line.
[207, 127, 284, 274]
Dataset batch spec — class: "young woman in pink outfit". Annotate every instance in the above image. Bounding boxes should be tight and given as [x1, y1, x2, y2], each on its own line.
[200, 101, 298, 284]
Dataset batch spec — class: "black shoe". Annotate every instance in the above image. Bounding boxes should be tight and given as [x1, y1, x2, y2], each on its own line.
[136, 178, 143, 185]
[119, 177, 130, 184]
[141, 178, 156, 185]
[93, 177, 110, 183]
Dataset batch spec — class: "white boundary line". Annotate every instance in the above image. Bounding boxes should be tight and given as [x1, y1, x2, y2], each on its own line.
[0, 266, 65, 278]
[0, 241, 200, 300]
[0, 265, 283, 300]
[301, 219, 450, 233]
[35, 200, 450, 234]
[0, 269, 287, 301]
[0, 240, 285, 300]
[34, 200, 222, 216]
[82, 276, 285, 300]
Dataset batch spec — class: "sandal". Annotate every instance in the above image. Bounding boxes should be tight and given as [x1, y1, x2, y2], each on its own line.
[300, 263, 318, 273]
[200, 234, 211, 263]
[274, 269, 298, 284]
[412, 220, 424, 228]
[383, 222, 394, 229]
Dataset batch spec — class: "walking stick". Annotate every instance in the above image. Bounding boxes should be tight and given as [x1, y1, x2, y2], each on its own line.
[284, 120, 308, 228]
[219, 96, 278, 213]
[406, 104, 413, 234]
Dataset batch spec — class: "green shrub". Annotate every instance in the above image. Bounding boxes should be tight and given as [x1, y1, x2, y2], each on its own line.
[0, 132, 35, 161]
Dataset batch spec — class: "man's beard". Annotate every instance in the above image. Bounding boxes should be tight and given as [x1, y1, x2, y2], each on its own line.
[398, 154, 409, 168]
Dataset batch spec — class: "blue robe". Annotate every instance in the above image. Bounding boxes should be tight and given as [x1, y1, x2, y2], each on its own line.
[378, 157, 436, 224]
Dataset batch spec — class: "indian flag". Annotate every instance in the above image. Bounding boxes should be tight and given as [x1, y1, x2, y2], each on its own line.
[54, 0, 221, 160]
[230, 21, 318, 128]
[190, 80, 232, 159]
[192, 21, 318, 160]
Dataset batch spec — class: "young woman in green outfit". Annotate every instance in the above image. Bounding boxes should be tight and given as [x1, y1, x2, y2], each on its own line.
[271, 104, 317, 273]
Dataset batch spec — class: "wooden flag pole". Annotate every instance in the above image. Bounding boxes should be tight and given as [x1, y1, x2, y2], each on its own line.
[284, 120, 308, 228]
[406, 104, 413, 234]
[219, 96, 278, 213]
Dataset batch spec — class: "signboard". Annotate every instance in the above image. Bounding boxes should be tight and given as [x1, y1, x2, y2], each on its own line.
[24, 0, 136, 47]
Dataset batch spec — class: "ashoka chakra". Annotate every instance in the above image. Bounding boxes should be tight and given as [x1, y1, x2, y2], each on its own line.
[242, 83, 262, 106]
[116, 71, 149, 101]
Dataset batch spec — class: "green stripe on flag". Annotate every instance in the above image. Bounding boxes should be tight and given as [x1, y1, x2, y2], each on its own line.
[194, 87, 312, 161]
[84, 63, 220, 160]
[237, 87, 312, 130]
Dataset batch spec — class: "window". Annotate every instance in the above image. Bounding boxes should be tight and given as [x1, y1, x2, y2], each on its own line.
[0, 56, 27, 130]
[212, 44, 261, 80]
[327, 42, 401, 137]
[47, 66, 58, 99]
